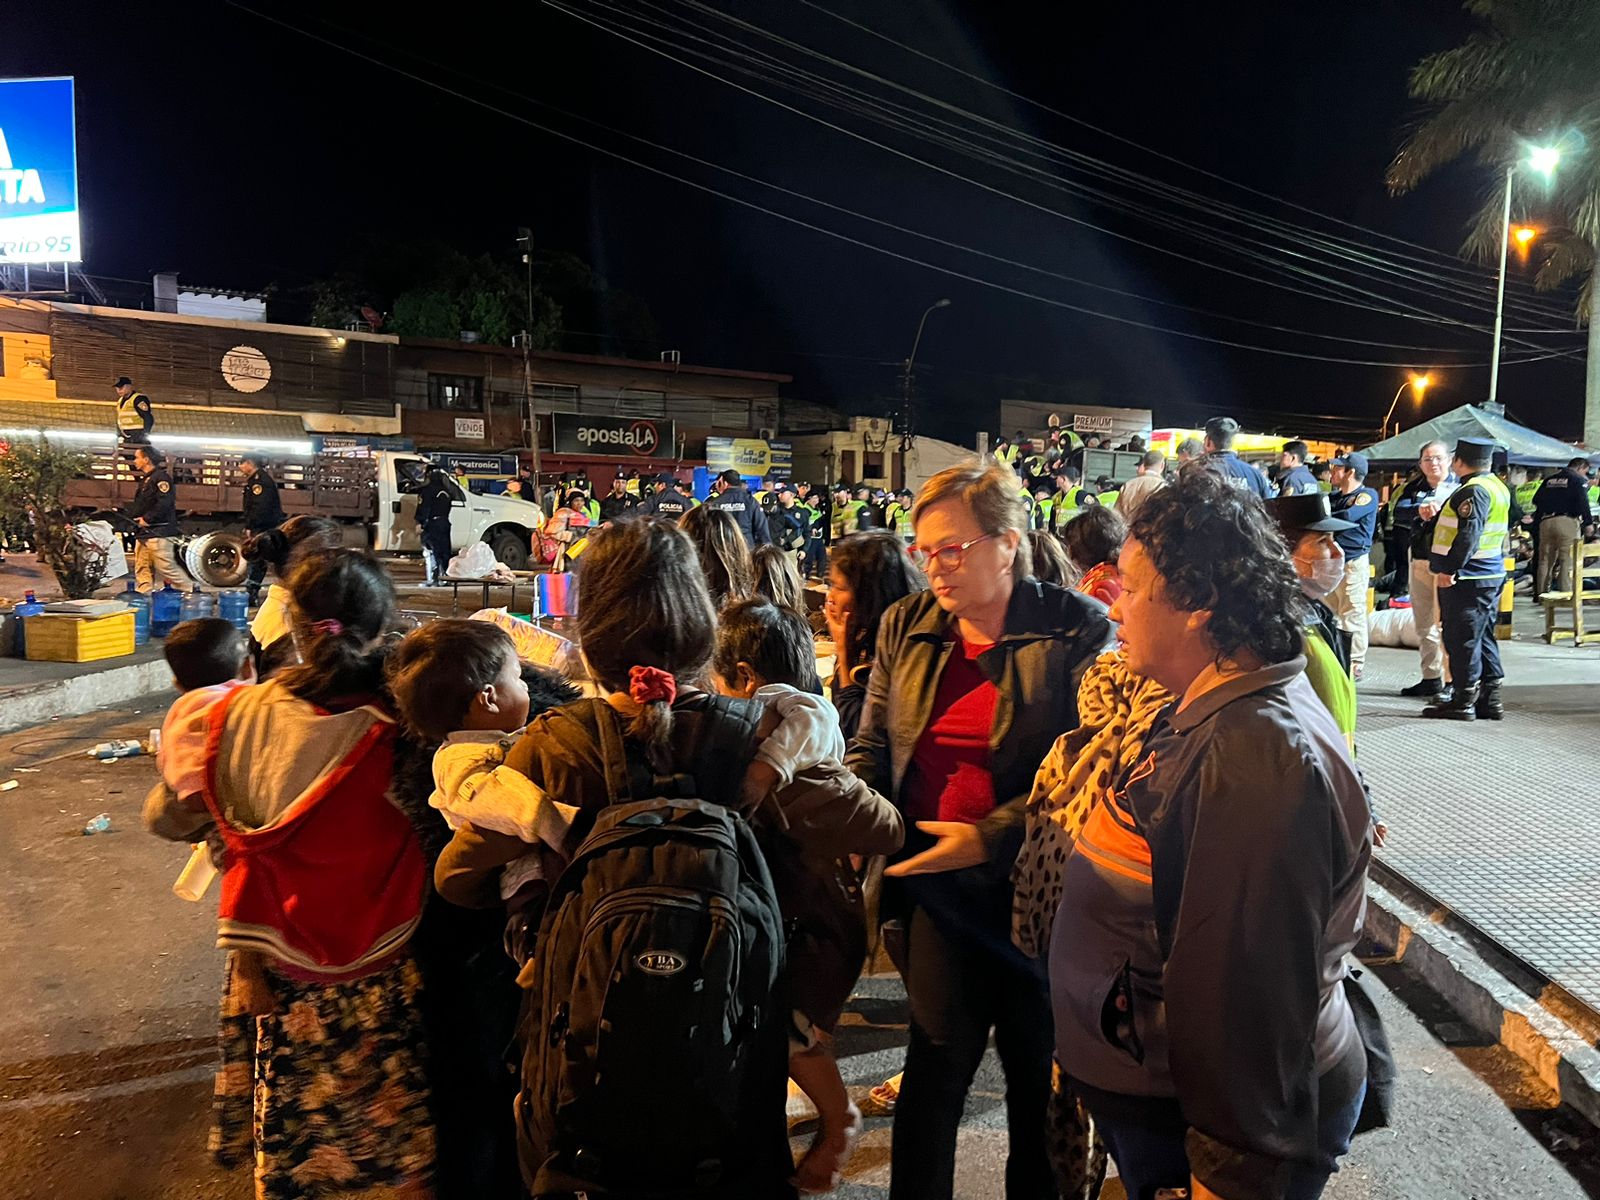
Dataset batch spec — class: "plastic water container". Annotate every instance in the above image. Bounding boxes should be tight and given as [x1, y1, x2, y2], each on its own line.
[121, 581, 151, 645]
[14, 590, 44, 656]
[150, 584, 184, 637]
[179, 586, 214, 624]
[217, 589, 249, 631]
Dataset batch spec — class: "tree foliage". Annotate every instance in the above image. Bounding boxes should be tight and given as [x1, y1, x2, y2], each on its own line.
[1388, 0, 1600, 317]
[0, 437, 107, 598]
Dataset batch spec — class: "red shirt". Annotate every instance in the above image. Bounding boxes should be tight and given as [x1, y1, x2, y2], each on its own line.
[903, 637, 999, 825]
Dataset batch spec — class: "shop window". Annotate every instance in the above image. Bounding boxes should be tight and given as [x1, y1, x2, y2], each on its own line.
[533, 382, 580, 411]
[427, 374, 484, 412]
[863, 451, 885, 478]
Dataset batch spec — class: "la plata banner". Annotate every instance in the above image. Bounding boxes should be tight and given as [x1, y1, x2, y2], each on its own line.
[706, 436, 792, 480]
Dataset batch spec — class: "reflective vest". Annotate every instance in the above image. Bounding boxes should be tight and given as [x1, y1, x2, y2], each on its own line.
[832, 499, 865, 538]
[584, 499, 601, 523]
[1032, 498, 1054, 530]
[997, 444, 1019, 467]
[1514, 480, 1541, 513]
[1057, 485, 1089, 522]
[117, 392, 150, 431]
[1098, 489, 1121, 509]
[1431, 472, 1510, 578]
[1303, 627, 1357, 752]
[885, 501, 913, 538]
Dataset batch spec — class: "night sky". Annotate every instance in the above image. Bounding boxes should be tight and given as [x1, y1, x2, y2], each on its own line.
[3, 0, 1590, 444]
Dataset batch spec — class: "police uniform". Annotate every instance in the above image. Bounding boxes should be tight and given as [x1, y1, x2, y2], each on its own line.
[126, 459, 187, 592]
[1425, 438, 1510, 720]
[416, 469, 462, 584]
[1054, 482, 1095, 528]
[114, 378, 154, 445]
[707, 481, 771, 548]
[599, 488, 638, 523]
[1277, 463, 1320, 497]
[1531, 465, 1594, 595]
[639, 475, 693, 521]
[771, 493, 812, 554]
[1327, 452, 1378, 675]
[1200, 450, 1274, 499]
[884, 492, 915, 541]
[241, 464, 286, 602]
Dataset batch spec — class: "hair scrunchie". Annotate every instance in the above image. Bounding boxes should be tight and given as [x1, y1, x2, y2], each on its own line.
[629, 665, 677, 706]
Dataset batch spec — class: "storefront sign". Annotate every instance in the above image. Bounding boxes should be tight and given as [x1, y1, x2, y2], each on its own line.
[440, 453, 517, 476]
[0, 77, 81, 264]
[1071, 414, 1114, 434]
[311, 434, 414, 453]
[551, 413, 676, 459]
[454, 417, 486, 440]
[220, 344, 271, 393]
[706, 436, 792, 479]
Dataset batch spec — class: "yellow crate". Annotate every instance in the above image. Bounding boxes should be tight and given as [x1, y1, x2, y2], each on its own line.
[24, 610, 137, 663]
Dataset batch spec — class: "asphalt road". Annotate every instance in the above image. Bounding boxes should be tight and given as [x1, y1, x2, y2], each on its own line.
[0, 699, 1596, 1199]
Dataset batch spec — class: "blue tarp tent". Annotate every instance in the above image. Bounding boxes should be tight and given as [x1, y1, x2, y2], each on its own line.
[1359, 403, 1584, 468]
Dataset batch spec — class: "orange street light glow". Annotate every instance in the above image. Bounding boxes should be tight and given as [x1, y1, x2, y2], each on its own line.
[1411, 373, 1431, 392]
[1513, 225, 1538, 247]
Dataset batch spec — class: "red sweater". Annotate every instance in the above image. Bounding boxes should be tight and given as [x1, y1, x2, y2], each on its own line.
[903, 637, 998, 825]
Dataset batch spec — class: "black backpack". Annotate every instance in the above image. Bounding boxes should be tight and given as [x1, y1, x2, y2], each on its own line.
[516, 699, 788, 1198]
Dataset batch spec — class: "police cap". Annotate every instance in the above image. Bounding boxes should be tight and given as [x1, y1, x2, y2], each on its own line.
[1454, 437, 1497, 468]
[114, 376, 133, 388]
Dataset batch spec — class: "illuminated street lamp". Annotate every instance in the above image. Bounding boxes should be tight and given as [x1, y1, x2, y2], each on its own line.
[1381, 372, 1432, 438]
[1489, 144, 1562, 406]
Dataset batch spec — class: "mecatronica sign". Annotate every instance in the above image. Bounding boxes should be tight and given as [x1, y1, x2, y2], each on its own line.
[0, 77, 82, 264]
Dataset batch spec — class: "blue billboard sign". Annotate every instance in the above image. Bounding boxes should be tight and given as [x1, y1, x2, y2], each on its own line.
[0, 77, 82, 264]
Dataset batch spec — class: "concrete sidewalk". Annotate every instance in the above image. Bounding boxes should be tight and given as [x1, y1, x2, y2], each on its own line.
[1356, 618, 1600, 1120]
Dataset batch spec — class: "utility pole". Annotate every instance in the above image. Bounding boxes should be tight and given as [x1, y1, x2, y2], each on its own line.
[900, 298, 951, 438]
[517, 227, 542, 506]
[1487, 171, 1514, 409]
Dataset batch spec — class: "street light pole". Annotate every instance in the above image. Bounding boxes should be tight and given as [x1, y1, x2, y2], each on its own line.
[1487, 169, 1514, 408]
[900, 298, 951, 437]
[1380, 373, 1431, 440]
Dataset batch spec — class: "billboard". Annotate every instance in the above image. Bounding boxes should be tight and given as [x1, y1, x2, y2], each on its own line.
[0, 78, 81, 264]
[550, 413, 676, 459]
[706, 436, 792, 480]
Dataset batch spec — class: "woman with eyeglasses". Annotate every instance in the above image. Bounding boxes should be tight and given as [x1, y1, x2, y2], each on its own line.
[844, 459, 1112, 1200]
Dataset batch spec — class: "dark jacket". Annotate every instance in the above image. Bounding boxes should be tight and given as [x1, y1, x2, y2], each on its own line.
[417, 472, 462, 525]
[1533, 468, 1593, 522]
[127, 466, 179, 539]
[639, 490, 692, 520]
[1329, 486, 1379, 557]
[241, 470, 285, 531]
[599, 491, 638, 522]
[1276, 464, 1319, 497]
[770, 502, 811, 550]
[706, 484, 772, 547]
[843, 580, 1112, 918]
[1200, 450, 1274, 500]
[1050, 659, 1372, 1200]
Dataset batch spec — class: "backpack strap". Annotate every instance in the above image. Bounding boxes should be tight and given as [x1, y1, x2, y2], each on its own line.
[581, 695, 762, 809]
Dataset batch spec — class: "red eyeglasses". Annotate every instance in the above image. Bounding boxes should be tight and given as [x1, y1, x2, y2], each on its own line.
[909, 533, 996, 571]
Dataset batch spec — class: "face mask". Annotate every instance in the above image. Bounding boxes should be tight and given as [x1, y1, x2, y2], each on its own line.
[1299, 555, 1345, 599]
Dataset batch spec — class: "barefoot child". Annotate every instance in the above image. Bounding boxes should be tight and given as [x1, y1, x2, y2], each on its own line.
[712, 597, 889, 1193]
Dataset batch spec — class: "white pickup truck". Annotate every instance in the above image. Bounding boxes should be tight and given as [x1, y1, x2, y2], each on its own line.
[376, 453, 544, 570]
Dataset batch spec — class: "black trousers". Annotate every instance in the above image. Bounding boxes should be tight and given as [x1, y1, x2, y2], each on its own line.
[422, 519, 454, 581]
[890, 906, 1055, 1200]
[1438, 576, 1503, 689]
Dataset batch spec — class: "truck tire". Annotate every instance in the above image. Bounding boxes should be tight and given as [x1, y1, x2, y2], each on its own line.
[489, 528, 531, 573]
[184, 532, 249, 588]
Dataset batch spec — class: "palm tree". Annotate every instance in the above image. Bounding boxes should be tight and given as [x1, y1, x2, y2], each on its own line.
[1387, 0, 1600, 447]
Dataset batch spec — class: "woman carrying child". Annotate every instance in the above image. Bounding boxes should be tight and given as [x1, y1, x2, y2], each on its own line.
[145, 549, 436, 1200]
[433, 518, 902, 1197]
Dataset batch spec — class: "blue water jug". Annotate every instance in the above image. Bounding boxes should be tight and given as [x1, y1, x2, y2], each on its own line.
[121, 580, 151, 645]
[150, 584, 184, 637]
[217, 589, 248, 632]
[14, 589, 45, 656]
[179, 586, 215, 625]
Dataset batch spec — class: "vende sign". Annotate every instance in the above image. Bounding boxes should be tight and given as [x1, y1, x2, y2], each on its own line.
[551, 413, 676, 459]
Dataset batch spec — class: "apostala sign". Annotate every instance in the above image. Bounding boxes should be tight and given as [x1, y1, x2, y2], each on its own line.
[551, 413, 677, 459]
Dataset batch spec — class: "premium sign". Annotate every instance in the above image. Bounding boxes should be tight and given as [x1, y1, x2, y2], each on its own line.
[706, 436, 792, 480]
[0, 78, 82, 264]
[1071, 414, 1115, 434]
[454, 417, 486, 440]
[551, 413, 676, 459]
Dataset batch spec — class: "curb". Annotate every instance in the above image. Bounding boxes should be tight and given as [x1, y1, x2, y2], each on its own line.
[0, 657, 172, 735]
[1363, 868, 1600, 1127]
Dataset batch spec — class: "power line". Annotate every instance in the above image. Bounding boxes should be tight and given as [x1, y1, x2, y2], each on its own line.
[224, 2, 1571, 371]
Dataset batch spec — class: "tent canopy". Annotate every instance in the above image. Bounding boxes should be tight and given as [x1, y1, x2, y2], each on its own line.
[1359, 403, 1584, 469]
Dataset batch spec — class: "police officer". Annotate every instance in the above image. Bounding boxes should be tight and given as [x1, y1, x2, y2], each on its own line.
[884, 487, 916, 541]
[416, 462, 462, 586]
[1054, 466, 1097, 526]
[861, 486, 886, 530]
[994, 435, 1018, 468]
[1327, 451, 1379, 679]
[829, 483, 855, 541]
[113, 377, 154, 445]
[599, 474, 638, 523]
[639, 473, 693, 520]
[1199, 416, 1273, 498]
[1425, 437, 1510, 721]
[793, 483, 827, 577]
[769, 483, 812, 554]
[126, 445, 187, 592]
[1531, 456, 1595, 596]
[239, 453, 286, 606]
[706, 468, 771, 548]
[1277, 440, 1320, 496]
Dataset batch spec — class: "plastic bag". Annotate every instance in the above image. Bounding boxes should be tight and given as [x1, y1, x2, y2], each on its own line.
[446, 540, 497, 580]
[468, 608, 582, 679]
[76, 520, 129, 581]
[1367, 607, 1419, 649]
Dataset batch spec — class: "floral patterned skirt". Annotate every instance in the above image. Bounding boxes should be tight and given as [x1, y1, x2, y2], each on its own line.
[211, 952, 436, 1199]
